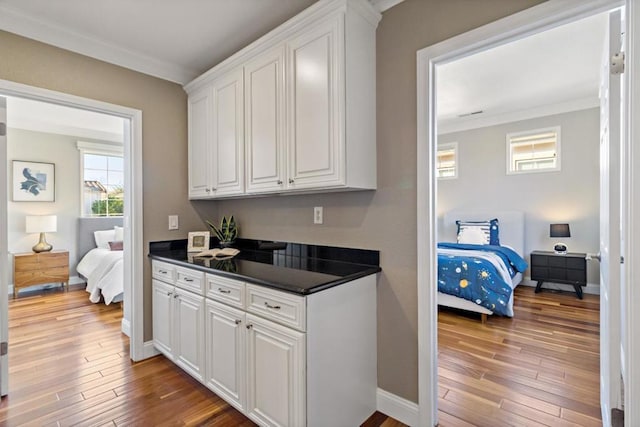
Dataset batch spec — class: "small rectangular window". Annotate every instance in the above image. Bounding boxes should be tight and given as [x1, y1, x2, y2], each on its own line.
[437, 142, 457, 179]
[507, 127, 560, 174]
[78, 142, 124, 217]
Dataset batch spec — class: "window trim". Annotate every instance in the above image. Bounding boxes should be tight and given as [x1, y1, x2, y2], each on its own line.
[78, 141, 124, 217]
[506, 126, 561, 175]
[436, 142, 458, 180]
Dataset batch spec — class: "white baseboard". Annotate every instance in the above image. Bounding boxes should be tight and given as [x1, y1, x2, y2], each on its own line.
[142, 341, 161, 359]
[521, 277, 600, 295]
[377, 388, 419, 426]
[121, 317, 131, 337]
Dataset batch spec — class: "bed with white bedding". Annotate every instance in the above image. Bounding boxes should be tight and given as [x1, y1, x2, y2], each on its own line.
[76, 218, 124, 305]
[438, 211, 527, 320]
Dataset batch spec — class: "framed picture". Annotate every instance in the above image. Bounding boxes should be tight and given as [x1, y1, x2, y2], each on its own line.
[12, 160, 55, 202]
[187, 231, 210, 253]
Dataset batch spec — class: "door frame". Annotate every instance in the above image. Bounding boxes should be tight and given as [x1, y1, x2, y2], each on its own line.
[0, 79, 145, 363]
[416, 0, 638, 425]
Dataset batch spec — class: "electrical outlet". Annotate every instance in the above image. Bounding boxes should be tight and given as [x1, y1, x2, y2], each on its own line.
[314, 207, 323, 224]
[168, 215, 179, 230]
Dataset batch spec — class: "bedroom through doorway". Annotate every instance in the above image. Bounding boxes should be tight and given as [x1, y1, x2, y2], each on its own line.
[431, 10, 612, 425]
[0, 83, 143, 397]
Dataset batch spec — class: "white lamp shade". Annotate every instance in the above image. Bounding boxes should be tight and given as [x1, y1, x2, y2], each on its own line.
[26, 215, 57, 233]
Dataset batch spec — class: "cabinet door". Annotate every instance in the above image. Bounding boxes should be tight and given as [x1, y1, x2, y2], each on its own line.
[246, 314, 305, 427]
[287, 15, 345, 190]
[245, 47, 286, 194]
[174, 290, 205, 381]
[205, 300, 246, 412]
[152, 280, 174, 358]
[212, 68, 245, 196]
[188, 86, 213, 198]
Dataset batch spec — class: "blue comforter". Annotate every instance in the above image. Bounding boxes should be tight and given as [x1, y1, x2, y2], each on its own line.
[437, 243, 528, 316]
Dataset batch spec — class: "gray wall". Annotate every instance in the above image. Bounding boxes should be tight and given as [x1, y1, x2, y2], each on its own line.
[438, 108, 601, 284]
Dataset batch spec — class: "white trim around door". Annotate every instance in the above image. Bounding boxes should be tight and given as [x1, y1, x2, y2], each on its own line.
[0, 79, 145, 363]
[416, 0, 637, 425]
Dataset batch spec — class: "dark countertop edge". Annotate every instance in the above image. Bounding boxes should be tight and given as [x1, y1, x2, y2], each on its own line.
[148, 253, 381, 296]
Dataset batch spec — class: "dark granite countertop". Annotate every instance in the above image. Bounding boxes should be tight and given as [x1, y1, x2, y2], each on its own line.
[148, 238, 380, 295]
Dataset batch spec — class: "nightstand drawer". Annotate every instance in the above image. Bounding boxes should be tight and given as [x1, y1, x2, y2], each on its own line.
[14, 252, 68, 271]
[566, 257, 585, 269]
[15, 267, 69, 286]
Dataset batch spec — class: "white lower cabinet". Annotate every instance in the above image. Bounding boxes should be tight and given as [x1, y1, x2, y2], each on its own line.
[205, 300, 246, 413]
[152, 277, 205, 382]
[153, 261, 377, 427]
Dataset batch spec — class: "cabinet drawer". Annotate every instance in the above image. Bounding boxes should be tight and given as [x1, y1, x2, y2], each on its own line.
[15, 266, 69, 286]
[247, 284, 306, 331]
[566, 257, 585, 269]
[152, 261, 176, 283]
[176, 267, 205, 295]
[548, 256, 566, 268]
[530, 255, 547, 267]
[206, 274, 245, 309]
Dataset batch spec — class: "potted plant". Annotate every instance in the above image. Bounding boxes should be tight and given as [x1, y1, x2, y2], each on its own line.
[206, 215, 238, 247]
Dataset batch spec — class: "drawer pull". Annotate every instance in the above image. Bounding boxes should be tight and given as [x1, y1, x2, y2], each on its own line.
[184, 278, 194, 282]
[264, 302, 281, 310]
[235, 319, 242, 325]
[167, 291, 173, 297]
[218, 288, 231, 294]
[174, 294, 180, 299]
[246, 324, 253, 330]
[158, 270, 168, 274]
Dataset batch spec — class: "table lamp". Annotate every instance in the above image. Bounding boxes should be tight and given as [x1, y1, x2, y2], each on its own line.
[550, 223, 570, 254]
[26, 215, 57, 253]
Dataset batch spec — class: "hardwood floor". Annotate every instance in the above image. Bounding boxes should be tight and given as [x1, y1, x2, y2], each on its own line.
[437, 286, 600, 427]
[1, 285, 598, 426]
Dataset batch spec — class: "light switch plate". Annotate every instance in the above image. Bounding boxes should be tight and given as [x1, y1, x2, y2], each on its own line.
[168, 215, 179, 230]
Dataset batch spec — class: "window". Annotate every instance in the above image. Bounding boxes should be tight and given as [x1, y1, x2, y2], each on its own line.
[507, 127, 560, 174]
[437, 142, 457, 179]
[78, 142, 124, 217]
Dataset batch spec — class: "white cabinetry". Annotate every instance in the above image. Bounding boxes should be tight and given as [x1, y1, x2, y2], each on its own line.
[245, 47, 286, 193]
[152, 258, 376, 427]
[185, 0, 379, 199]
[152, 262, 205, 381]
[187, 86, 211, 198]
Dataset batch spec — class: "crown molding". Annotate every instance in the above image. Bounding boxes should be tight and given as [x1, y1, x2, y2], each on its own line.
[0, 4, 199, 84]
[437, 96, 600, 135]
[369, 0, 406, 12]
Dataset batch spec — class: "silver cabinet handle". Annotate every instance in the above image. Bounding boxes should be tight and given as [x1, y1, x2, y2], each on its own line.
[211, 187, 217, 191]
[264, 302, 281, 310]
[218, 288, 231, 294]
[205, 188, 210, 192]
[167, 291, 173, 297]
[159, 270, 167, 274]
[277, 180, 283, 185]
[235, 319, 241, 325]
[246, 324, 253, 330]
[288, 178, 295, 184]
[184, 278, 194, 282]
[173, 294, 179, 299]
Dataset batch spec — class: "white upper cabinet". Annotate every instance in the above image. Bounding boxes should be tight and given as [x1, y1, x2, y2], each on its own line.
[212, 68, 245, 196]
[245, 47, 286, 194]
[287, 15, 343, 190]
[185, 0, 380, 199]
[187, 87, 212, 198]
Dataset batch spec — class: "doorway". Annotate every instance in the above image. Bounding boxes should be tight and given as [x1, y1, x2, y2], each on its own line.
[416, 1, 634, 426]
[0, 79, 145, 396]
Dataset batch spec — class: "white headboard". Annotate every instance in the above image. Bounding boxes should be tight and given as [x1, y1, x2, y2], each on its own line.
[442, 210, 525, 256]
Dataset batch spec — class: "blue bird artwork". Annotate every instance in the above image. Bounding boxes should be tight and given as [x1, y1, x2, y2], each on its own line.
[20, 167, 46, 196]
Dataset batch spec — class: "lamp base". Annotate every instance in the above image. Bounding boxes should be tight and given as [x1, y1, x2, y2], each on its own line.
[553, 242, 568, 254]
[32, 232, 53, 253]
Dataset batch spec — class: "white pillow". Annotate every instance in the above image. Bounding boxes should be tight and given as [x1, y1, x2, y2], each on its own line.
[457, 226, 489, 245]
[114, 225, 124, 242]
[94, 229, 117, 249]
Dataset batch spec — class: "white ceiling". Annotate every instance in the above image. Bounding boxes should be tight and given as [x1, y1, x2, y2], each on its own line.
[437, 12, 608, 134]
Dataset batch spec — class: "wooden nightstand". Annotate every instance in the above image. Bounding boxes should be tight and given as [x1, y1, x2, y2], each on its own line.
[13, 250, 69, 298]
[530, 250, 587, 299]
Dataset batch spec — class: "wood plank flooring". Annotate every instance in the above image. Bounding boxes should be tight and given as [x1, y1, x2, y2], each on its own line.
[1, 285, 599, 426]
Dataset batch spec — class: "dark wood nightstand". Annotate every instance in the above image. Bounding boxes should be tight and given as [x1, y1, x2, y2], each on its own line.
[530, 250, 587, 299]
[12, 250, 69, 298]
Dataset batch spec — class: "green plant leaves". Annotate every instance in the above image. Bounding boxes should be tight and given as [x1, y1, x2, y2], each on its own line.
[206, 215, 237, 243]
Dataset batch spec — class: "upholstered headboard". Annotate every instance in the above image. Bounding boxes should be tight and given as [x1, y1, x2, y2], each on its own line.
[77, 217, 124, 260]
[442, 210, 525, 257]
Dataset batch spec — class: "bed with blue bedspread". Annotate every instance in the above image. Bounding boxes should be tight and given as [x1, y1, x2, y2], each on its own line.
[438, 211, 527, 319]
[437, 243, 528, 316]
